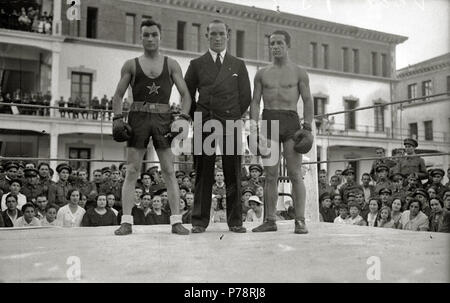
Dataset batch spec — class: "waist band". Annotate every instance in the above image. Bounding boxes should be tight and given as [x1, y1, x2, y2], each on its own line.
[130, 102, 170, 113]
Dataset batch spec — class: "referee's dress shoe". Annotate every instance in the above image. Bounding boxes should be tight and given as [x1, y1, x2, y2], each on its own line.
[115, 223, 132, 236]
[172, 223, 189, 235]
[191, 226, 206, 233]
[229, 226, 246, 233]
[252, 220, 277, 232]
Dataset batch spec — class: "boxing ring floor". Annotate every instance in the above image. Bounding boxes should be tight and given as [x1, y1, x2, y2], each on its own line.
[0, 221, 448, 283]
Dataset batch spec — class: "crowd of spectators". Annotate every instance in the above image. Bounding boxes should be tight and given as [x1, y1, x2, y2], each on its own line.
[0, 88, 52, 116]
[0, 5, 52, 34]
[317, 138, 450, 233]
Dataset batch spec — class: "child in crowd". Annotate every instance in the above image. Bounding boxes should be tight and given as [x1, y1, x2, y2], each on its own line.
[35, 194, 48, 220]
[14, 203, 41, 227]
[377, 206, 395, 228]
[319, 193, 335, 223]
[334, 204, 348, 224]
[346, 203, 365, 226]
[41, 204, 62, 227]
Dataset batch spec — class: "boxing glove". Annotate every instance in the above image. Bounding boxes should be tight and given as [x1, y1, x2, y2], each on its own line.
[293, 124, 314, 154]
[112, 115, 133, 142]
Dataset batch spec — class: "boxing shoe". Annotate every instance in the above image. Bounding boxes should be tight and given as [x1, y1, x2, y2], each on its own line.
[114, 223, 132, 235]
[172, 223, 189, 235]
[252, 220, 277, 232]
[294, 219, 308, 234]
[229, 226, 247, 233]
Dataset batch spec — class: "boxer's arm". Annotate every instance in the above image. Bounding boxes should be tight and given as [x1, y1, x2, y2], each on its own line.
[298, 68, 314, 128]
[238, 61, 252, 116]
[168, 58, 192, 117]
[112, 60, 133, 117]
[250, 69, 263, 132]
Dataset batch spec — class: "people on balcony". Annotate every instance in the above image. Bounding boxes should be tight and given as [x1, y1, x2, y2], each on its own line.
[0, 5, 52, 34]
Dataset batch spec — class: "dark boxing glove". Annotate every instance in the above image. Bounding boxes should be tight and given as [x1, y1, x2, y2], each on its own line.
[293, 123, 314, 154]
[112, 114, 132, 142]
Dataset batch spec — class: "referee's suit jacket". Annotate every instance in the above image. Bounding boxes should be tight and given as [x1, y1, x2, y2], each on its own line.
[185, 51, 251, 228]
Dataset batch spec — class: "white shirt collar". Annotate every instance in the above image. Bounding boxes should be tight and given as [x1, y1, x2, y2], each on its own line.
[209, 49, 227, 63]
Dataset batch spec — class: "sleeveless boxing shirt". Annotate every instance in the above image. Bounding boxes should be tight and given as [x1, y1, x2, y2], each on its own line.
[132, 56, 173, 104]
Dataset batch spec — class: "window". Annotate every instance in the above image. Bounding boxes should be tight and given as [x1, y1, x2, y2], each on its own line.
[407, 83, 417, 101]
[422, 80, 432, 100]
[344, 99, 357, 130]
[177, 21, 186, 50]
[236, 30, 245, 58]
[374, 103, 385, 132]
[381, 53, 388, 77]
[71, 72, 92, 104]
[310, 42, 318, 68]
[86, 7, 98, 39]
[69, 148, 91, 176]
[322, 44, 329, 69]
[424, 120, 433, 141]
[371, 52, 378, 76]
[352, 49, 359, 73]
[342, 47, 349, 72]
[125, 14, 136, 44]
[409, 123, 418, 140]
[264, 35, 272, 61]
[192, 23, 201, 52]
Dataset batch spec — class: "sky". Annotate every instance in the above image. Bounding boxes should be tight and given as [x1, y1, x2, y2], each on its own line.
[220, 0, 449, 69]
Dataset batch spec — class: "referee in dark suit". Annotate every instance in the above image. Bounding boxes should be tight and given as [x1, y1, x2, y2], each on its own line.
[184, 20, 251, 233]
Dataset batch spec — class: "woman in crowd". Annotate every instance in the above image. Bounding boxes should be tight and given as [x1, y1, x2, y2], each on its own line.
[56, 189, 86, 227]
[1, 194, 23, 227]
[377, 206, 395, 228]
[79, 194, 88, 209]
[427, 186, 438, 201]
[209, 195, 220, 224]
[391, 197, 404, 229]
[429, 198, 448, 232]
[366, 197, 381, 227]
[246, 196, 264, 224]
[180, 198, 191, 224]
[81, 194, 117, 227]
[106, 193, 118, 216]
[214, 195, 227, 223]
[146, 194, 170, 225]
[41, 204, 62, 227]
[400, 199, 429, 231]
[14, 203, 41, 227]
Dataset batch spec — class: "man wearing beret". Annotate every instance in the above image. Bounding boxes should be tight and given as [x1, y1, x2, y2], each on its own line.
[374, 164, 395, 195]
[21, 168, 45, 204]
[54, 163, 75, 206]
[392, 138, 427, 180]
[339, 167, 363, 204]
[0, 162, 19, 194]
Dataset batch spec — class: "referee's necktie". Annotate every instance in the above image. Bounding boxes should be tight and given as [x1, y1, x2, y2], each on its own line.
[215, 54, 222, 70]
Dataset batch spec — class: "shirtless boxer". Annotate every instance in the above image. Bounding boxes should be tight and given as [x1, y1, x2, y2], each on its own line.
[112, 19, 192, 235]
[250, 30, 314, 234]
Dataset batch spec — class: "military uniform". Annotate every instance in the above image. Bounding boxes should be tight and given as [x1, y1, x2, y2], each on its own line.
[20, 168, 45, 204]
[393, 138, 428, 180]
[54, 163, 74, 206]
[100, 180, 124, 203]
[77, 179, 97, 199]
[38, 177, 57, 204]
[339, 168, 363, 203]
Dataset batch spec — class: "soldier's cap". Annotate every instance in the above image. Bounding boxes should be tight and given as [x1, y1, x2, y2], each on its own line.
[24, 168, 39, 178]
[414, 188, 429, 199]
[430, 168, 445, 177]
[319, 192, 331, 202]
[378, 187, 392, 195]
[189, 171, 196, 178]
[248, 195, 263, 205]
[242, 187, 255, 196]
[376, 164, 390, 172]
[153, 187, 167, 197]
[4, 161, 19, 171]
[342, 167, 355, 176]
[390, 172, 405, 181]
[101, 167, 112, 174]
[175, 170, 185, 178]
[403, 138, 418, 148]
[249, 164, 263, 173]
[56, 163, 72, 174]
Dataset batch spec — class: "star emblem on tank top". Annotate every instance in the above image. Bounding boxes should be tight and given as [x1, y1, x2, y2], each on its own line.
[147, 82, 160, 95]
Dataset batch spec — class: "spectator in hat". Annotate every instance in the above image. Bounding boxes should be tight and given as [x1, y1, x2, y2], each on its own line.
[245, 195, 264, 224]
[14, 203, 41, 227]
[175, 170, 185, 186]
[101, 167, 112, 181]
[374, 164, 394, 195]
[147, 194, 170, 225]
[100, 169, 123, 209]
[248, 164, 265, 191]
[0, 162, 19, 194]
[16, 162, 25, 180]
[392, 138, 427, 180]
[400, 199, 428, 231]
[37, 162, 57, 204]
[21, 168, 44, 204]
[366, 197, 381, 227]
[241, 187, 255, 221]
[346, 202, 366, 226]
[425, 169, 447, 196]
[81, 194, 117, 227]
[54, 163, 74, 207]
[1, 179, 26, 212]
[1, 194, 23, 227]
[76, 168, 97, 202]
[212, 170, 226, 197]
[333, 204, 349, 224]
[35, 194, 48, 220]
[339, 167, 363, 203]
[40, 204, 62, 227]
[378, 187, 392, 208]
[369, 147, 396, 182]
[391, 148, 405, 175]
[318, 170, 333, 199]
[391, 196, 404, 229]
[376, 206, 394, 228]
[414, 188, 431, 217]
[56, 189, 86, 227]
[319, 192, 335, 223]
[404, 172, 421, 195]
[429, 197, 449, 232]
